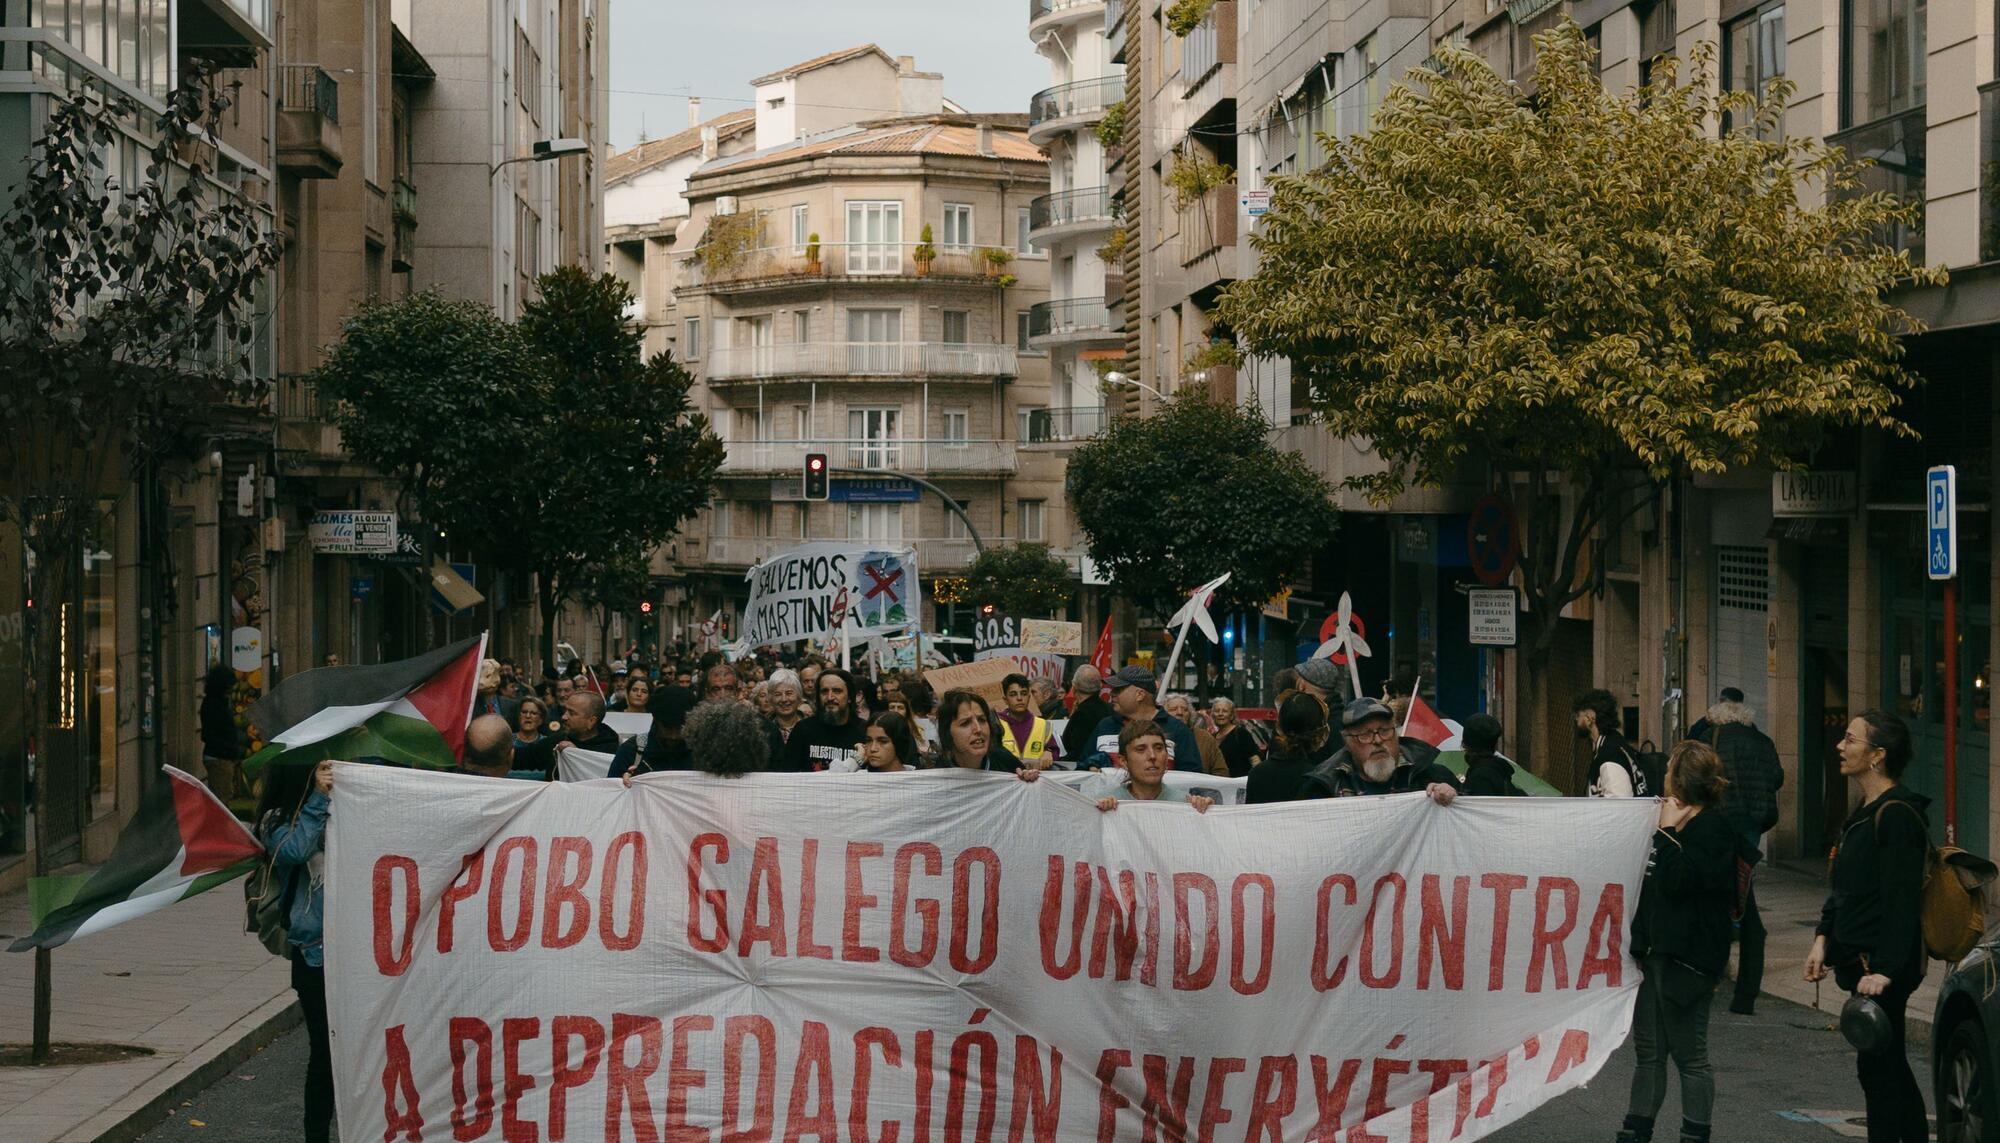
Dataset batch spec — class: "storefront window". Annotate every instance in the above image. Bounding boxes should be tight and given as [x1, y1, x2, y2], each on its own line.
[0, 517, 24, 860]
[82, 507, 118, 821]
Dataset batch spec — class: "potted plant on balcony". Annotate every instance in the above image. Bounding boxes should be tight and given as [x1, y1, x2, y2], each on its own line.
[1166, 0, 1217, 35]
[981, 246, 1014, 280]
[805, 232, 822, 275]
[914, 224, 936, 277]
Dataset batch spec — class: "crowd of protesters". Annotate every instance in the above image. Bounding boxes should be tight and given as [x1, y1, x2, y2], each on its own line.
[266, 637, 1920, 1143]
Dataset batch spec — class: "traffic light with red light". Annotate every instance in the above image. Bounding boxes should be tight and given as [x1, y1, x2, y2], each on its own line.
[639, 601, 654, 614]
[804, 453, 830, 500]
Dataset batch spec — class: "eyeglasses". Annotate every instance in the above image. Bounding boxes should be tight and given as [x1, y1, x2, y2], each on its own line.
[1343, 726, 1395, 742]
[1839, 731, 1874, 748]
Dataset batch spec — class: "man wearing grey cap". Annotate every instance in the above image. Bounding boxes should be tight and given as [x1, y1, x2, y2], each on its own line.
[1289, 657, 1348, 763]
[1084, 666, 1204, 772]
[1299, 697, 1460, 804]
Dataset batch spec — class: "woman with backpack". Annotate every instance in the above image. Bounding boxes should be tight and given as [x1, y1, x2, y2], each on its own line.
[257, 758, 335, 1143]
[1804, 711, 1930, 1143]
[1615, 740, 1736, 1143]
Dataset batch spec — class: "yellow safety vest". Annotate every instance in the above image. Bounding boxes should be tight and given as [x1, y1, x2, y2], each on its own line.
[1001, 715, 1051, 763]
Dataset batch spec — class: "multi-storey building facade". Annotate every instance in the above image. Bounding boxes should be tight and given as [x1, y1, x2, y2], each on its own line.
[0, 0, 277, 887]
[403, 0, 606, 320]
[669, 112, 1061, 640]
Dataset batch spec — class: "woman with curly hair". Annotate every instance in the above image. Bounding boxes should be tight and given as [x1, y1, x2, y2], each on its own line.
[1247, 692, 1329, 803]
[626, 698, 769, 784]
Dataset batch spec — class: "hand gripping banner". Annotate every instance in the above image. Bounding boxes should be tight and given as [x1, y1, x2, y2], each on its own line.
[326, 766, 1655, 1142]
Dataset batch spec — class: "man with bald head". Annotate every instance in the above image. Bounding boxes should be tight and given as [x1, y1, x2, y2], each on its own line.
[515, 688, 622, 778]
[460, 714, 519, 778]
[1060, 663, 1113, 765]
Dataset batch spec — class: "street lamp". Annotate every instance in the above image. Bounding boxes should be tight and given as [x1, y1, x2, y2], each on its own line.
[1102, 370, 1169, 402]
[489, 137, 590, 180]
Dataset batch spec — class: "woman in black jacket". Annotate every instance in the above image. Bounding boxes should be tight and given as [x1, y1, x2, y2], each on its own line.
[1804, 711, 1929, 1143]
[1246, 693, 1328, 804]
[1618, 740, 1736, 1143]
[198, 665, 243, 802]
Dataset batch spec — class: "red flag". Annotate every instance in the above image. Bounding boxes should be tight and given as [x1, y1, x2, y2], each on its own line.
[1402, 690, 1453, 749]
[1089, 616, 1114, 698]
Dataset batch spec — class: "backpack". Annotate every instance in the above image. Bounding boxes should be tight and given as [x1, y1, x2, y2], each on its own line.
[1876, 801, 1996, 963]
[244, 802, 301, 957]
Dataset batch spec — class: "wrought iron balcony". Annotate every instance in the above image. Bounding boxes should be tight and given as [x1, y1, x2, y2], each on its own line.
[1024, 406, 1110, 443]
[705, 341, 1019, 382]
[717, 440, 1017, 476]
[1026, 297, 1118, 345]
[277, 64, 342, 178]
[1028, 76, 1124, 142]
[1027, 187, 1116, 245]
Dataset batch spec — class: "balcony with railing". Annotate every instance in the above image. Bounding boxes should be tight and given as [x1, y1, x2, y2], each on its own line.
[1027, 187, 1117, 247]
[717, 440, 1017, 477]
[1027, 297, 1118, 347]
[1107, 0, 1127, 63]
[275, 374, 348, 460]
[706, 535, 992, 572]
[277, 64, 342, 178]
[1029, 0, 1106, 34]
[705, 342, 1019, 382]
[1028, 75, 1125, 144]
[1023, 406, 1110, 444]
[681, 243, 1009, 294]
[1179, 180, 1238, 271]
[1180, 0, 1237, 95]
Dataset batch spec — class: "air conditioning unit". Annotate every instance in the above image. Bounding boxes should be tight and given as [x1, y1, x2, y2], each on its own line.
[716, 195, 739, 216]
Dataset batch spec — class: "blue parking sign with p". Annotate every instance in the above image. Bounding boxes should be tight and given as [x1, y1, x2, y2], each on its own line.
[1927, 465, 1957, 580]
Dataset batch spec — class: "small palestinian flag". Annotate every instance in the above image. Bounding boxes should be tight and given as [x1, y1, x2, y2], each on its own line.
[240, 633, 485, 779]
[11, 766, 263, 951]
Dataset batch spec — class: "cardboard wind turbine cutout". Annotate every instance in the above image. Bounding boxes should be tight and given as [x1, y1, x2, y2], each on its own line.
[1158, 573, 1230, 699]
[1314, 591, 1372, 696]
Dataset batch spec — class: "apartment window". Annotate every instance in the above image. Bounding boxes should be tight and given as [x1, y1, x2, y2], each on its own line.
[847, 407, 902, 469]
[736, 315, 773, 374]
[1016, 405, 1045, 441]
[846, 201, 902, 273]
[943, 408, 970, 447]
[942, 203, 974, 249]
[793, 310, 809, 342]
[746, 502, 774, 537]
[683, 317, 702, 359]
[1845, 0, 1925, 127]
[1017, 311, 1034, 353]
[1639, 1, 1677, 89]
[1019, 499, 1047, 543]
[791, 205, 810, 253]
[945, 498, 973, 540]
[847, 503, 904, 542]
[1016, 206, 1035, 255]
[791, 405, 810, 441]
[847, 309, 903, 373]
[1725, 3, 1787, 138]
[514, 23, 541, 124]
[941, 310, 970, 344]
[515, 200, 541, 307]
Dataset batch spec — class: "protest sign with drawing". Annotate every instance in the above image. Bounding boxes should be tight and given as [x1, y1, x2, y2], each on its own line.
[740, 542, 920, 648]
[327, 766, 1654, 1142]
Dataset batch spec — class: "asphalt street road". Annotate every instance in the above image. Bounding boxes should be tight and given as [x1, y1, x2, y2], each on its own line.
[137, 992, 1927, 1142]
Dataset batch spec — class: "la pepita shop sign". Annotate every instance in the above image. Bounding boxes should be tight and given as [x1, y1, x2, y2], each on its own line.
[1772, 470, 1857, 517]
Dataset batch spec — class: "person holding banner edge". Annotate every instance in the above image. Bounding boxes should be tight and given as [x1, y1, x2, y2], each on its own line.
[937, 689, 1030, 774]
[256, 758, 335, 1143]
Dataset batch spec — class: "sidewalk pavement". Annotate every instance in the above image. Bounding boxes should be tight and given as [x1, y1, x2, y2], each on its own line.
[1744, 860, 1942, 1043]
[0, 877, 295, 1143]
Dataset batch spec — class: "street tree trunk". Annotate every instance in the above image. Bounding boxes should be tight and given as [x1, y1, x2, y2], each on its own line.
[539, 576, 558, 675]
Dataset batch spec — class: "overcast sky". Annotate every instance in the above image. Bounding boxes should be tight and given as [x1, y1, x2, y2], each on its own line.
[606, 1, 1048, 150]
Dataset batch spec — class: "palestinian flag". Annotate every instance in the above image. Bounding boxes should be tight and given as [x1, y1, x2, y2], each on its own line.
[10, 767, 263, 951]
[241, 634, 485, 779]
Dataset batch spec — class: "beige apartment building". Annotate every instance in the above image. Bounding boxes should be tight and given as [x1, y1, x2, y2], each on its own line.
[669, 113, 1065, 640]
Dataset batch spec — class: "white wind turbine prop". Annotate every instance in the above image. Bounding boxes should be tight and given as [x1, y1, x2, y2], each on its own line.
[1157, 572, 1230, 700]
[698, 609, 722, 651]
[1312, 591, 1372, 696]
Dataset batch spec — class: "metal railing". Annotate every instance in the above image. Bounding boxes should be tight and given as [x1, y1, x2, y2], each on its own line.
[1028, 187, 1116, 235]
[1029, 0, 1105, 22]
[1028, 76, 1124, 130]
[1025, 406, 1110, 442]
[705, 341, 1019, 381]
[717, 440, 1017, 476]
[392, 178, 417, 224]
[277, 374, 336, 422]
[706, 536, 993, 570]
[278, 64, 338, 123]
[682, 243, 1007, 289]
[1027, 297, 1116, 341]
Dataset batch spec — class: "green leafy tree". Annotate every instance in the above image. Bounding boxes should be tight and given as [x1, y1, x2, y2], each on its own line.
[577, 544, 654, 663]
[0, 72, 281, 1060]
[319, 268, 723, 666]
[965, 544, 1073, 618]
[1218, 23, 1936, 755]
[1069, 394, 1337, 614]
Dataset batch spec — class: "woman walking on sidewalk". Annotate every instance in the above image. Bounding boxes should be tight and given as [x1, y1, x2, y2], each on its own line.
[1617, 741, 1737, 1143]
[1804, 712, 1931, 1143]
[258, 758, 335, 1143]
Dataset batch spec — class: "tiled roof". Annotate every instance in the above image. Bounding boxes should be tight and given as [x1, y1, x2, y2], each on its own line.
[605, 109, 756, 184]
[749, 44, 896, 86]
[700, 117, 1045, 176]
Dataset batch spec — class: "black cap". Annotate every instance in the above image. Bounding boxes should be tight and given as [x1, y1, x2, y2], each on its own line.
[1340, 697, 1394, 727]
[1105, 666, 1156, 692]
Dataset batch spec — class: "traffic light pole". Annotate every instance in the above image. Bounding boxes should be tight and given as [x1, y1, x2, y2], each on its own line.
[829, 467, 985, 555]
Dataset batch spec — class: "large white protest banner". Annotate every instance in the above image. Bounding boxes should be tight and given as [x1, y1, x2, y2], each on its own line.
[741, 542, 920, 647]
[327, 765, 1653, 1142]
